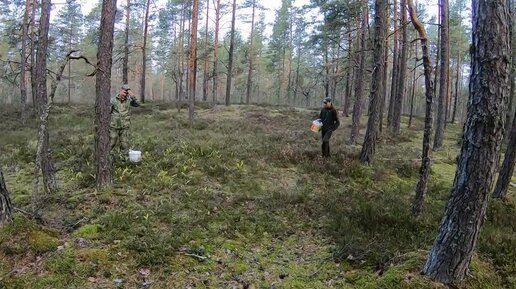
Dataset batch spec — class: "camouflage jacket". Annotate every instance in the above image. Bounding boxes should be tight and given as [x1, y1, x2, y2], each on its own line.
[110, 94, 139, 129]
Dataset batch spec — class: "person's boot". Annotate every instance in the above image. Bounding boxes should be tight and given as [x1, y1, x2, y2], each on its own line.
[322, 142, 330, 157]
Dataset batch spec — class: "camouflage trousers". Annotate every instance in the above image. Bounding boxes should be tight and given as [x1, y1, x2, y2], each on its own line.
[110, 127, 129, 158]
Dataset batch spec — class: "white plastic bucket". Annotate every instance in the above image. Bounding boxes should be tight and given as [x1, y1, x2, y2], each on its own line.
[311, 119, 322, 132]
[128, 149, 142, 163]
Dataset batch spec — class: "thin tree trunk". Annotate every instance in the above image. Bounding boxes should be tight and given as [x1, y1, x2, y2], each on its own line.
[494, 108, 516, 199]
[344, 28, 353, 117]
[95, 0, 118, 188]
[504, 13, 516, 144]
[20, 0, 30, 122]
[451, 52, 461, 123]
[122, 0, 130, 85]
[408, 43, 418, 128]
[392, 0, 408, 134]
[246, 1, 256, 105]
[294, 32, 302, 106]
[0, 165, 13, 225]
[189, 0, 199, 127]
[423, 0, 510, 283]
[212, 0, 220, 104]
[433, 0, 449, 151]
[348, 1, 368, 145]
[379, 34, 389, 134]
[34, 0, 57, 195]
[202, 0, 210, 102]
[359, 0, 388, 164]
[178, 2, 186, 112]
[140, 0, 150, 103]
[225, 0, 237, 106]
[387, 0, 399, 127]
[68, 34, 72, 103]
[30, 0, 37, 113]
[286, 10, 294, 105]
[409, 0, 435, 215]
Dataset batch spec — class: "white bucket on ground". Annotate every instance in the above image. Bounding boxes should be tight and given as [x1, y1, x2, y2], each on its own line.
[128, 149, 142, 163]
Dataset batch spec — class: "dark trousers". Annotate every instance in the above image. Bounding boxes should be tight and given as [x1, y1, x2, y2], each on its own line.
[321, 129, 333, 157]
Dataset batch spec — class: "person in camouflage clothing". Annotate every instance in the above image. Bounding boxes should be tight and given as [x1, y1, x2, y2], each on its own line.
[110, 84, 139, 157]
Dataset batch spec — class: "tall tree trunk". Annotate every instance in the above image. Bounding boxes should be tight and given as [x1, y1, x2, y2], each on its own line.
[392, 0, 408, 134]
[408, 0, 435, 216]
[0, 165, 13, 225]
[95, 0, 118, 188]
[344, 28, 353, 117]
[408, 43, 418, 128]
[34, 0, 57, 195]
[433, 0, 449, 151]
[286, 10, 294, 105]
[493, 108, 516, 199]
[246, 1, 256, 105]
[30, 0, 37, 114]
[225, 0, 237, 106]
[20, 0, 30, 122]
[504, 12, 516, 144]
[423, 0, 510, 283]
[212, 0, 220, 104]
[68, 31, 72, 103]
[379, 34, 389, 134]
[178, 3, 186, 112]
[451, 52, 461, 123]
[348, 1, 368, 145]
[140, 0, 150, 104]
[294, 33, 302, 106]
[202, 0, 210, 102]
[359, 0, 387, 164]
[189, 0, 199, 126]
[387, 0, 399, 127]
[122, 0, 130, 85]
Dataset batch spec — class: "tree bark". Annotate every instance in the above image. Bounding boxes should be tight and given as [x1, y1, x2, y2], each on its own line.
[493, 108, 516, 199]
[387, 0, 399, 127]
[423, 0, 510, 283]
[408, 43, 418, 128]
[189, 0, 199, 127]
[344, 28, 353, 117]
[202, 0, 210, 102]
[359, 0, 387, 164]
[348, 1, 368, 145]
[30, 0, 37, 112]
[212, 0, 220, 104]
[451, 52, 461, 124]
[122, 0, 130, 85]
[225, 0, 237, 106]
[433, 0, 449, 151]
[379, 33, 389, 134]
[246, 1, 256, 105]
[0, 165, 13, 225]
[34, 0, 57, 195]
[95, 0, 117, 188]
[392, 0, 408, 134]
[140, 0, 150, 104]
[20, 0, 30, 122]
[408, 0, 435, 216]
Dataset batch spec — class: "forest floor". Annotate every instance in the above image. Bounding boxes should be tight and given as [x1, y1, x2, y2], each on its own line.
[0, 103, 514, 289]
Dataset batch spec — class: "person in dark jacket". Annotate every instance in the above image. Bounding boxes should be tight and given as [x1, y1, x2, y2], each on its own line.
[318, 97, 340, 157]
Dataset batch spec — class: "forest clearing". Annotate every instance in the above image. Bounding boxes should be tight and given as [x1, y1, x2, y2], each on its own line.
[0, 104, 515, 288]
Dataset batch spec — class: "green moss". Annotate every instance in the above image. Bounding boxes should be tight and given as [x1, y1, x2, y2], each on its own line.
[73, 224, 102, 239]
[28, 230, 58, 254]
